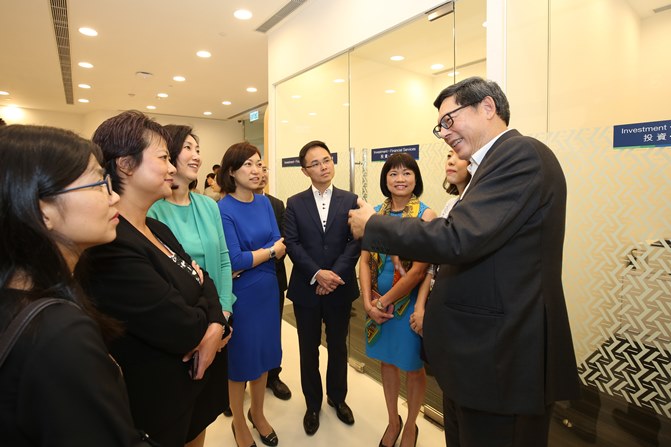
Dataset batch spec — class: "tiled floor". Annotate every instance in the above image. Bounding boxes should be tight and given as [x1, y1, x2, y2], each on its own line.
[203, 320, 445, 447]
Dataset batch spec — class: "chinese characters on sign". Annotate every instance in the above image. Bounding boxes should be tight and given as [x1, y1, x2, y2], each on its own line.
[613, 120, 671, 149]
[371, 144, 419, 162]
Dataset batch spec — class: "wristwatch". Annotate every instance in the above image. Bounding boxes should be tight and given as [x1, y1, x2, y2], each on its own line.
[376, 299, 386, 311]
[269, 247, 276, 260]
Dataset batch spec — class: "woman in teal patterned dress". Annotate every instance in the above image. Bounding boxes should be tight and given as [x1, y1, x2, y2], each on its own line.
[359, 153, 436, 447]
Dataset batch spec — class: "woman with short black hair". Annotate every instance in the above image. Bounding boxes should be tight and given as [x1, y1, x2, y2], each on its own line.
[81, 111, 227, 447]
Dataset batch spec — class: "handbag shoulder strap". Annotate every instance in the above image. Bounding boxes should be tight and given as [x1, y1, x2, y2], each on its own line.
[0, 298, 74, 368]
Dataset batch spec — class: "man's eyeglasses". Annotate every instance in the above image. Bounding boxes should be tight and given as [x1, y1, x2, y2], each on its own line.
[432, 102, 477, 138]
[49, 174, 114, 196]
[304, 157, 333, 169]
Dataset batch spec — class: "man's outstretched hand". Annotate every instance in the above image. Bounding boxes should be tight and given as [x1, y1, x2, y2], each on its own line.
[348, 198, 376, 239]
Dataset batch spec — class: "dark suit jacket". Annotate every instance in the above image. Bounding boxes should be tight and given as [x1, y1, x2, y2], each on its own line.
[363, 130, 579, 415]
[267, 193, 287, 292]
[80, 217, 224, 446]
[285, 186, 361, 307]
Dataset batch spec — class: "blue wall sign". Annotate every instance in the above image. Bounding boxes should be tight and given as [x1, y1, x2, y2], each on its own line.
[371, 144, 419, 162]
[613, 119, 671, 149]
[281, 152, 338, 167]
[249, 110, 259, 122]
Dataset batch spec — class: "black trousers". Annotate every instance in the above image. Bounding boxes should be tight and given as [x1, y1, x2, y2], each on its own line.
[443, 396, 554, 447]
[293, 300, 351, 411]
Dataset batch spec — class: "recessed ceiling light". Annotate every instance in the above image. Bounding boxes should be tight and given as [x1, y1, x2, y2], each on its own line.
[448, 71, 459, 77]
[78, 27, 98, 36]
[234, 9, 252, 20]
[78, 62, 94, 69]
[246, 87, 257, 93]
[390, 55, 405, 61]
[343, 102, 350, 107]
[146, 105, 156, 110]
[157, 93, 168, 98]
[2, 105, 23, 120]
[333, 79, 345, 83]
[291, 95, 301, 99]
[281, 120, 289, 124]
[222, 101, 232, 105]
[135, 71, 153, 79]
[431, 63, 444, 70]
[482, 21, 488, 28]
[196, 50, 211, 58]
[385, 89, 396, 94]
[78, 99, 90, 103]
[0, 91, 9, 96]
[78, 83, 91, 89]
[203, 111, 213, 116]
[308, 112, 317, 116]
[173, 75, 186, 82]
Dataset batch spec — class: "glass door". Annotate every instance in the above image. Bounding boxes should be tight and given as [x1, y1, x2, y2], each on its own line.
[274, 0, 488, 426]
[347, 0, 487, 424]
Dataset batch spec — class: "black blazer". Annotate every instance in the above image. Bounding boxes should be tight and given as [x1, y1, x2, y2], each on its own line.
[0, 290, 139, 447]
[79, 217, 224, 444]
[267, 193, 287, 292]
[363, 130, 580, 414]
[285, 186, 361, 307]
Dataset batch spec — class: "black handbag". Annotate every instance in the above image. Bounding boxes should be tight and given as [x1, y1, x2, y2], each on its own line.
[0, 298, 159, 446]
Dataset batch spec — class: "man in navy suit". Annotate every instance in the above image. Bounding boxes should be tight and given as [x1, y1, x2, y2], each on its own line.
[284, 140, 361, 435]
[349, 77, 579, 446]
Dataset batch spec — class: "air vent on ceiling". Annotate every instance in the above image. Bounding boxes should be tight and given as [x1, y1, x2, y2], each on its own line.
[50, 0, 73, 105]
[256, 0, 308, 33]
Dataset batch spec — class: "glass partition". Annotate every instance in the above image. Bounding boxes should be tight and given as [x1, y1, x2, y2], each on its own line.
[274, 5, 671, 445]
[507, 1, 671, 445]
[274, 0, 488, 426]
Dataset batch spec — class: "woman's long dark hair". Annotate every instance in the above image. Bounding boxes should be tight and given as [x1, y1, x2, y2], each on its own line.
[0, 125, 119, 339]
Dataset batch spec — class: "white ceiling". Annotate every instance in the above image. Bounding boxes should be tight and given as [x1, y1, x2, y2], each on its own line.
[0, 0, 294, 121]
[626, 0, 671, 18]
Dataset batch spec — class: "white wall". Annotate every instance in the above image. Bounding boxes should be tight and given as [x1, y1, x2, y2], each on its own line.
[1, 107, 244, 189]
[266, 0, 445, 193]
[0, 106, 86, 134]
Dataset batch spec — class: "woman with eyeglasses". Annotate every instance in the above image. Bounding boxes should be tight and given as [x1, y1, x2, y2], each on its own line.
[359, 153, 436, 447]
[0, 125, 146, 446]
[217, 142, 285, 447]
[147, 124, 234, 447]
[78, 111, 227, 447]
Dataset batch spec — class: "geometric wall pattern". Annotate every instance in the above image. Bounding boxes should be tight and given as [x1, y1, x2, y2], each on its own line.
[542, 126, 671, 419]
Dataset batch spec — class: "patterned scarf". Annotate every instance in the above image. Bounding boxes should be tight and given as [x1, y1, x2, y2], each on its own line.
[366, 195, 421, 346]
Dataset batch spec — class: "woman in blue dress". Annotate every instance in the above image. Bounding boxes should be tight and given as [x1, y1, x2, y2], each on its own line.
[359, 153, 436, 447]
[217, 142, 285, 447]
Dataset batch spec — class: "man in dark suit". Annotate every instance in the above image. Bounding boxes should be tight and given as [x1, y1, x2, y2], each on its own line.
[348, 77, 580, 447]
[255, 163, 292, 400]
[284, 140, 361, 436]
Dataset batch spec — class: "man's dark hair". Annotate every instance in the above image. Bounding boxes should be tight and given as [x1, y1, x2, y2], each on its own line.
[299, 140, 331, 168]
[433, 77, 510, 125]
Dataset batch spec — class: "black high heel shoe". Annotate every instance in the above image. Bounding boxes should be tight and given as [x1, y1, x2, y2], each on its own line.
[379, 415, 403, 447]
[247, 409, 279, 446]
[231, 421, 257, 447]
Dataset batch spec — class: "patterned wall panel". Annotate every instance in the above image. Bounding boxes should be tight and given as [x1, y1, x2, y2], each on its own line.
[541, 126, 671, 418]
